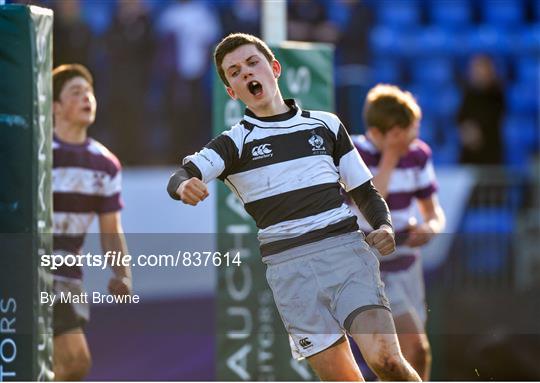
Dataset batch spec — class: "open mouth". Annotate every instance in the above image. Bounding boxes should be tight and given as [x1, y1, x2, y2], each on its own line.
[247, 81, 263, 96]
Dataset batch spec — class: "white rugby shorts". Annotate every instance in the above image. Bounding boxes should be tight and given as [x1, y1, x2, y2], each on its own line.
[263, 231, 390, 360]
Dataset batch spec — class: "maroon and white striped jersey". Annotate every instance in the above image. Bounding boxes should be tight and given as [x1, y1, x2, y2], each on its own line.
[52, 134, 123, 279]
[351, 135, 438, 272]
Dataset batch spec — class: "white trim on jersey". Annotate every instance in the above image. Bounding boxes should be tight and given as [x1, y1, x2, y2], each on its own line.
[53, 212, 95, 234]
[226, 155, 339, 203]
[52, 167, 121, 196]
[258, 204, 353, 245]
[339, 149, 372, 192]
[183, 148, 226, 184]
[244, 121, 327, 143]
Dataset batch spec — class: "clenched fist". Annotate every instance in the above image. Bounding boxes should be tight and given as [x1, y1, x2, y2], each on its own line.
[366, 224, 396, 256]
[108, 276, 132, 296]
[176, 177, 209, 206]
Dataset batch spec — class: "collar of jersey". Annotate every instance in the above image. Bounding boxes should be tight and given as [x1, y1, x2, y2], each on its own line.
[53, 133, 91, 148]
[243, 99, 300, 126]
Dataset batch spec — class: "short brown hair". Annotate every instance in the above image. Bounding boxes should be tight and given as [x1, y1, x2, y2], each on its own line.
[214, 33, 275, 87]
[363, 84, 422, 134]
[52, 64, 93, 101]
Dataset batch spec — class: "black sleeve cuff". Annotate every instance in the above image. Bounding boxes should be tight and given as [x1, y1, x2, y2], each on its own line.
[348, 181, 393, 230]
[166, 162, 202, 200]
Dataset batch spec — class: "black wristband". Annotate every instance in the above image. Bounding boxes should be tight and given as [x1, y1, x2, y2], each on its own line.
[166, 162, 202, 200]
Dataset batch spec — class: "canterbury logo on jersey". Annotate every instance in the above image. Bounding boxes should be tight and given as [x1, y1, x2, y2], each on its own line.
[251, 143, 273, 160]
[299, 337, 313, 349]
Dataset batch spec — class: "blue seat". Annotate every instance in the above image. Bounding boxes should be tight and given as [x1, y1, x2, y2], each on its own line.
[418, 116, 437, 146]
[416, 26, 457, 56]
[370, 59, 402, 84]
[508, 82, 538, 114]
[465, 25, 512, 56]
[515, 57, 540, 83]
[375, 0, 421, 28]
[411, 58, 454, 85]
[409, 84, 437, 114]
[429, 0, 472, 28]
[462, 208, 514, 233]
[431, 139, 459, 164]
[369, 25, 400, 56]
[503, 114, 539, 166]
[534, 0, 540, 21]
[434, 85, 461, 118]
[461, 208, 513, 275]
[510, 24, 540, 56]
[369, 25, 418, 57]
[482, 0, 524, 27]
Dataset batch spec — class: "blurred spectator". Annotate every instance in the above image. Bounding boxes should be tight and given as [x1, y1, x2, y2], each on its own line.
[220, 0, 260, 37]
[288, 0, 340, 43]
[330, 0, 374, 134]
[157, 0, 221, 162]
[333, 0, 373, 66]
[102, 0, 155, 165]
[52, 0, 93, 67]
[457, 54, 506, 165]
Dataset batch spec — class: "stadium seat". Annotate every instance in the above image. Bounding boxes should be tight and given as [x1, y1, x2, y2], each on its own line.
[482, 0, 524, 28]
[431, 139, 459, 164]
[418, 116, 436, 146]
[375, 0, 421, 28]
[534, 0, 540, 21]
[503, 115, 539, 166]
[514, 57, 540, 84]
[462, 208, 514, 233]
[415, 26, 457, 56]
[369, 25, 400, 56]
[465, 25, 512, 56]
[508, 82, 538, 114]
[371, 58, 403, 84]
[429, 0, 472, 28]
[410, 57, 454, 85]
[369, 25, 416, 57]
[464, 234, 510, 273]
[435, 85, 461, 118]
[510, 24, 540, 56]
[409, 84, 437, 114]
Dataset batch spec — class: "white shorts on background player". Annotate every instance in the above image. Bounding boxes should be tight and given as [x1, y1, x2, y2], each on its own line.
[263, 232, 390, 360]
[381, 259, 427, 325]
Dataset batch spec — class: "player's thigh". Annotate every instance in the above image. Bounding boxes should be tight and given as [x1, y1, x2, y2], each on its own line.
[349, 307, 402, 365]
[53, 328, 91, 370]
[394, 311, 430, 360]
[307, 336, 364, 382]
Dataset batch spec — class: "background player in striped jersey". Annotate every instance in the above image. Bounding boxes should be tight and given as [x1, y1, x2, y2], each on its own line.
[168, 33, 421, 381]
[52, 64, 132, 380]
[350, 84, 446, 380]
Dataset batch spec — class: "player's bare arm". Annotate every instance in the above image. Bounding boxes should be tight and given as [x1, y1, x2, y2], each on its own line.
[99, 212, 132, 295]
[405, 194, 446, 247]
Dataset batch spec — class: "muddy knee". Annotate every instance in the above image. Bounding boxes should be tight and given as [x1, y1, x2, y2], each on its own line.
[367, 352, 406, 377]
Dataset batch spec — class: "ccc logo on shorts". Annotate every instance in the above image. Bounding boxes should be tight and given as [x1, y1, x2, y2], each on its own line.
[299, 337, 313, 349]
[251, 143, 273, 160]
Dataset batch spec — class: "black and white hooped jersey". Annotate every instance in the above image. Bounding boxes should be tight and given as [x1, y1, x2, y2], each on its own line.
[184, 99, 372, 256]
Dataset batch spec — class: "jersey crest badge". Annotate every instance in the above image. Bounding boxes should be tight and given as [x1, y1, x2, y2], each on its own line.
[309, 131, 326, 154]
